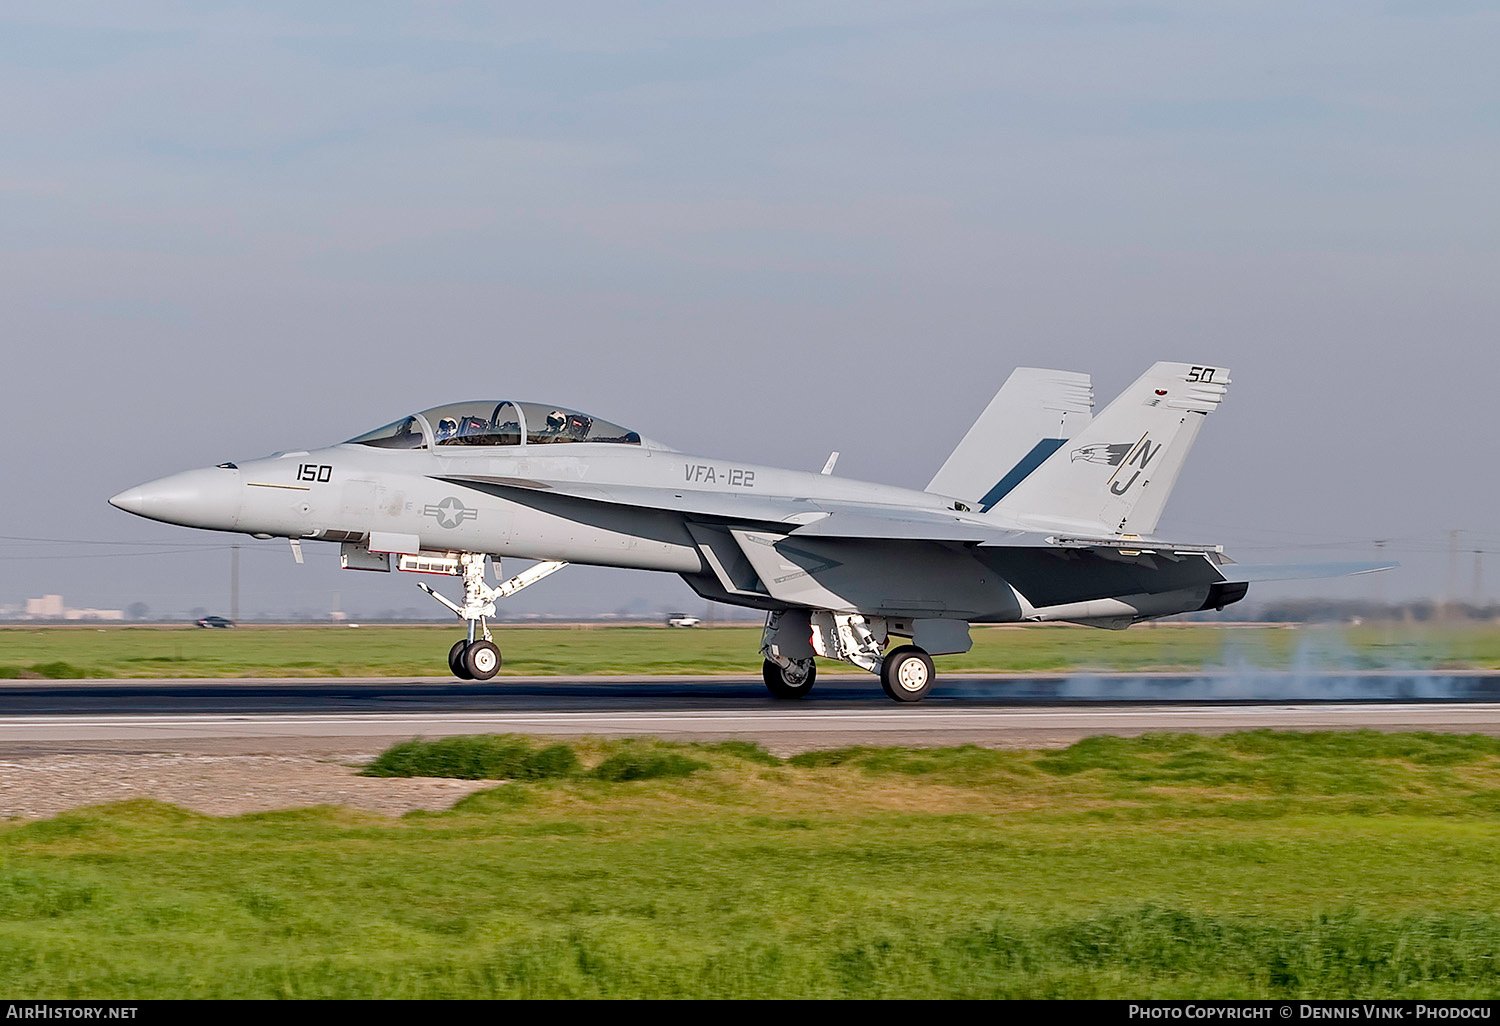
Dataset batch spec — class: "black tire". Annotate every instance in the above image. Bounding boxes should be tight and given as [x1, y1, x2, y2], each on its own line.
[880, 646, 934, 703]
[762, 658, 816, 699]
[448, 639, 474, 680]
[463, 640, 502, 681]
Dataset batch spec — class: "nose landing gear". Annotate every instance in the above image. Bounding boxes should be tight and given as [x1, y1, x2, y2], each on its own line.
[462, 639, 502, 679]
[447, 635, 503, 680]
[418, 554, 568, 681]
[447, 639, 473, 680]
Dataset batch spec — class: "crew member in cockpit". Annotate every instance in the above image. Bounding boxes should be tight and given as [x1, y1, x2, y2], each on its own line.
[539, 409, 591, 442]
[435, 417, 460, 442]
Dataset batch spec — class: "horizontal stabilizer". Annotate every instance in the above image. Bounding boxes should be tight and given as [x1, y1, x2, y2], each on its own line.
[1218, 561, 1398, 583]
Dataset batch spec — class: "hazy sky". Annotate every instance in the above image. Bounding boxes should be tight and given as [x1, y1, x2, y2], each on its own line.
[2, 2, 1497, 619]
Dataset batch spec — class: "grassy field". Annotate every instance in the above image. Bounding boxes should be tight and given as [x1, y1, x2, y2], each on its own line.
[6, 731, 1500, 997]
[1, 622, 1498, 678]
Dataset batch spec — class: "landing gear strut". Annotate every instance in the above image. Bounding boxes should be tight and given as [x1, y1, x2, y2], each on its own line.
[418, 554, 568, 681]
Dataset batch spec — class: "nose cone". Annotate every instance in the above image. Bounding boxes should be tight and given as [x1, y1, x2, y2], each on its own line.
[109, 466, 243, 530]
[107, 487, 148, 515]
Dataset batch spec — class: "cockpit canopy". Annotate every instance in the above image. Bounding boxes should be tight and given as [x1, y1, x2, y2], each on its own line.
[346, 401, 642, 450]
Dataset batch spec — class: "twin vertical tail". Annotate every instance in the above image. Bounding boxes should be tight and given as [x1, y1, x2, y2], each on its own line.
[983, 362, 1230, 537]
[925, 367, 1094, 510]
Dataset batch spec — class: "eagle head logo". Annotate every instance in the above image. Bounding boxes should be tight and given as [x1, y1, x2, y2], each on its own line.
[1070, 443, 1135, 466]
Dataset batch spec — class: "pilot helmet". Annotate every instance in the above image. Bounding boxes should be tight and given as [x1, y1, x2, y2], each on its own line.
[546, 410, 567, 432]
[436, 417, 459, 440]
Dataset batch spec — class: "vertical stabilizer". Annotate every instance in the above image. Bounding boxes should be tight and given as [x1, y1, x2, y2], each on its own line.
[985, 362, 1230, 536]
[925, 368, 1093, 509]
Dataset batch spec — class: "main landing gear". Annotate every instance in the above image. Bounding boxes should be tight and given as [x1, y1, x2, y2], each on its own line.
[762, 656, 817, 699]
[759, 610, 943, 703]
[879, 645, 935, 703]
[418, 554, 568, 681]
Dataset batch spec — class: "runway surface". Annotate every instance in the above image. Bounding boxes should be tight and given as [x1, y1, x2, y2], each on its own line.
[4, 672, 1500, 755]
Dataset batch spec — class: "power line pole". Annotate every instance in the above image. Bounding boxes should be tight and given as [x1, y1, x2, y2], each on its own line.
[1373, 539, 1387, 617]
[1446, 529, 1460, 620]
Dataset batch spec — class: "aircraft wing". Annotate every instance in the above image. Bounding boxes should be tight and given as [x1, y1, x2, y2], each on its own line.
[782, 510, 1027, 543]
[439, 473, 1256, 620]
[438, 474, 1309, 556]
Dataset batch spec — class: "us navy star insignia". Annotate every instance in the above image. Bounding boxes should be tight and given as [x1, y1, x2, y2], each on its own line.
[422, 496, 477, 529]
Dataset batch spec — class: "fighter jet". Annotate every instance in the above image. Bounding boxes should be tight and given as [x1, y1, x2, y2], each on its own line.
[108, 362, 1384, 702]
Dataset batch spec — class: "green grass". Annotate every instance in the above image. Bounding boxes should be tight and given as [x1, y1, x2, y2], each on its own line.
[364, 735, 711, 783]
[1, 622, 1497, 678]
[9, 732, 1500, 997]
[361, 736, 580, 780]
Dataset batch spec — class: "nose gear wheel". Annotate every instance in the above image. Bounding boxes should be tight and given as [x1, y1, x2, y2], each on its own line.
[463, 640, 501, 680]
[448, 639, 474, 680]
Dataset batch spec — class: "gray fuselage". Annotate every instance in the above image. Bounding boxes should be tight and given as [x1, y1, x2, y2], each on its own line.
[111, 436, 1233, 625]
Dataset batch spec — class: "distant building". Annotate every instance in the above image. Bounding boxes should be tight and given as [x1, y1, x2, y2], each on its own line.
[20, 595, 124, 620]
[64, 608, 125, 621]
[24, 595, 64, 618]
